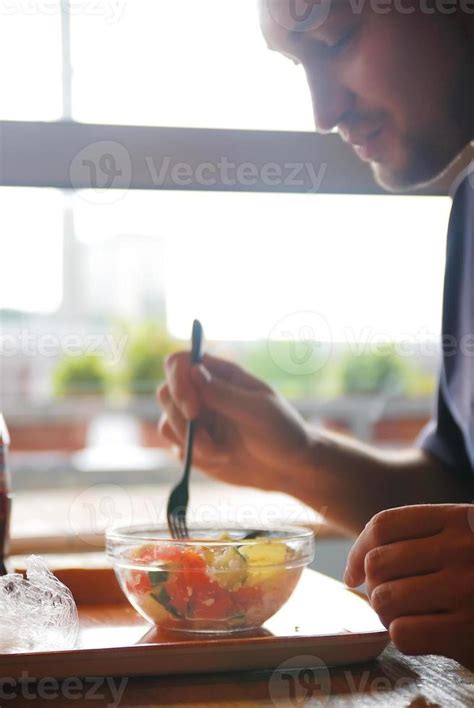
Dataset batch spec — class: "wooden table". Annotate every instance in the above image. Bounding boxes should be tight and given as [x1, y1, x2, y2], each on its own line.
[5, 648, 473, 706]
[9, 482, 340, 555]
[5, 558, 473, 707]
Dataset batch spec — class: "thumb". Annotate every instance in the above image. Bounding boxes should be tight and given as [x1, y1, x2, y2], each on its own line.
[191, 364, 263, 425]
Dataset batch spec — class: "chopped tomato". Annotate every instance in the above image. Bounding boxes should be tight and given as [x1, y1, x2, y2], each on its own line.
[126, 570, 152, 595]
[181, 549, 207, 585]
[189, 580, 234, 620]
[233, 585, 262, 609]
[130, 544, 158, 564]
[165, 575, 189, 616]
[165, 551, 212, 618]
[153, 545, 184, 564]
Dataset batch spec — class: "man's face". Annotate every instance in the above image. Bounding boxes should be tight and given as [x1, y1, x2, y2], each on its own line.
[260, 1, 473, 191]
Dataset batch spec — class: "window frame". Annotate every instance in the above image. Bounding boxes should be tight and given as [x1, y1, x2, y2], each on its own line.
[0, 5, 463, 554]
[0, 120, 455, 196]
[0, 2, 460, 197]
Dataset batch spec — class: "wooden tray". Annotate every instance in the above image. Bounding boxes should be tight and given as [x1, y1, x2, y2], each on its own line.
[1, 566, 389, 678]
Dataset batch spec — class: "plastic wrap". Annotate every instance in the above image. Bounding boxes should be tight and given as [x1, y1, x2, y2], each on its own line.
[0, 555, 79, 653]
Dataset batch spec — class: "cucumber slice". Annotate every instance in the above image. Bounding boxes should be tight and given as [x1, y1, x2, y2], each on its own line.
[148, 569, 169, 585]
[209, 546, 247, 590]
[139, 592, 171, 624]
[151, 587, 183, 619]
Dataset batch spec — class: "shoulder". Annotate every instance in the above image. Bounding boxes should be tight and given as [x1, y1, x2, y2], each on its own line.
[449, 162, 474, 202]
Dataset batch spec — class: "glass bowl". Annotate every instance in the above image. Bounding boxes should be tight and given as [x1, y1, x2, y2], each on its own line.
[106, 525, 314, 634]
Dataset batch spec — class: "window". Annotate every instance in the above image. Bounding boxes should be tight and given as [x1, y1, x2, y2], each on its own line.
[0, 2, 454, 504]
[0, 189, 63, 312]
[0, 2, 63, 120]
[71, 190, 449, 341]
[2, 188, 448, 416]
[70, 0, 314, 131]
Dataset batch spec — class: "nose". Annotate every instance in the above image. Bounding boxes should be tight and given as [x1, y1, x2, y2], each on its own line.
[304, 65, 354, 134]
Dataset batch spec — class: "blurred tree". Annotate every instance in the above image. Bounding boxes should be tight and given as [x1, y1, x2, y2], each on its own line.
[123, 321, 180, 396]
[53, 353, 108, 397]
[239, 341, 325, 399]
[340, 346, 408, 396]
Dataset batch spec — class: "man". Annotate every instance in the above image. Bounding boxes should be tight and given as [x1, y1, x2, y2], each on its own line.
[157, 1, 474, 668]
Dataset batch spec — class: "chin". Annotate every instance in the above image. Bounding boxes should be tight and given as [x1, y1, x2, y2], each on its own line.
[370, 163, 429, 193]
[371, 151, 456, 193]
[370, 136, 470, 193]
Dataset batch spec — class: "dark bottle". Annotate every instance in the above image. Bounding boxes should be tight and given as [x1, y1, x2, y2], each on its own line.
[0, 413, 11, 576]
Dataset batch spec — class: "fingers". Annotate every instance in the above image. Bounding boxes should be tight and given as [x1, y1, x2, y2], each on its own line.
[157, 415, 181, 449]
[162, 350, 273, 430]
[164, 351, 200, 420]
[343, 505, 474, 666]
[363, 536, 444, 597]
[158, 414, 230, 464]
[370, 571, 448, 628]
[158, 383, 188, 442]
[345, 506, 446, 587]
[191, 364, 268, 426]
[158, 383, 231, 463]
[193, 429, 232, 463]
[201, 353, 272, 393]
[389, 612, 469, 661]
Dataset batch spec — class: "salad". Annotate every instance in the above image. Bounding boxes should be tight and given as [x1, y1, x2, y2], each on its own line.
[119, 536, 305, 632]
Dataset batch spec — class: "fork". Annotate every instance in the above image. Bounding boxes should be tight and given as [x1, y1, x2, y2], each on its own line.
[166, 319, 203, 539]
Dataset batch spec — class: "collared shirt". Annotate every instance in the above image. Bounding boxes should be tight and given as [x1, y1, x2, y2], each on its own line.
[417, 165, 474, 478]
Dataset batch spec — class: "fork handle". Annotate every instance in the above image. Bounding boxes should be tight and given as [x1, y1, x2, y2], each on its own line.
[183, 320, 203, 480]
[191, 319, 203, 364]
[182, 421, 196, 483]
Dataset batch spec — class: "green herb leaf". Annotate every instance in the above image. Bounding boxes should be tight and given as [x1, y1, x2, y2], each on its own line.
[151, 587, 182, 619]
[148, 570, 169, 585]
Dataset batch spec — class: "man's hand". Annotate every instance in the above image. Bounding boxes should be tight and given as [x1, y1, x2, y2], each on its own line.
[156, 351, 315, 494]
[344, 504, 474, 670]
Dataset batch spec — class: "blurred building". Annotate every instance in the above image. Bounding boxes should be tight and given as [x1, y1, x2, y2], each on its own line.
[82, 233, 166, 322]
[1, 214, 167, 410]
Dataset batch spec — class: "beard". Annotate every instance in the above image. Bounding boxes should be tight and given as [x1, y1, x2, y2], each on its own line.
[372, 44, 473, 193]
